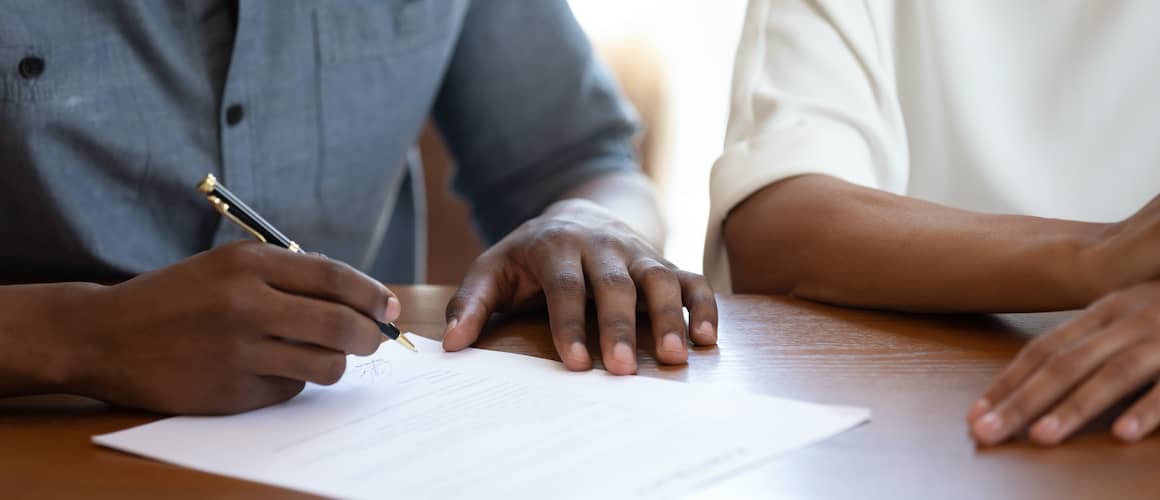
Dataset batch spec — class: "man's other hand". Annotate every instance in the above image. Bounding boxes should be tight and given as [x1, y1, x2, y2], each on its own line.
[442, 199, 718, 375]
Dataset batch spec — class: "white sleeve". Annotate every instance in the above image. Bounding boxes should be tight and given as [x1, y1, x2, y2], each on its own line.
[704, 0, 910, 292]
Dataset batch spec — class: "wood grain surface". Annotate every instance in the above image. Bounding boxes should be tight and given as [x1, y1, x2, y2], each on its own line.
[2, 285, 1156, 499]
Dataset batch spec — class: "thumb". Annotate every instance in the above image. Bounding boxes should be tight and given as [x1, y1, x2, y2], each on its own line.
[443, 264, 504, 352]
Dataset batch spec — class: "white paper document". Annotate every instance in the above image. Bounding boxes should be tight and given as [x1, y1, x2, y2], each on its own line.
[94, 335, 869, 499]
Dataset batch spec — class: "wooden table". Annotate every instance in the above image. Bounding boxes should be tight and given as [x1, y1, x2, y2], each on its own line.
[3, 285, 1157, 499]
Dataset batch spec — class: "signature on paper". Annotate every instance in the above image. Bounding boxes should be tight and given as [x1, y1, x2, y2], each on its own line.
[353, 358, 393, 382]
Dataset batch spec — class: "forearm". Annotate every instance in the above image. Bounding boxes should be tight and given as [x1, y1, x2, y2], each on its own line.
[0, 283, 96, 396]
[556, 171, 667, 250]
[723, 174, 1109, 312]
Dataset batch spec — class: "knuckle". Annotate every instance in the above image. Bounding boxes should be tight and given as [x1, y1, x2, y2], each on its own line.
[597, 271, 634, 291]
[678, 272, 716, 300]
[1041, 353, 1080, 380]
[220, 243, 269, 276]
[636, 262, 676, 286]
[216, 282, 261, 324]
[689, 288, 717, 307]
[317, 262, 353, 295]
[215, 338, 249, 374]
[531, 223, 578, 245]
[549, 271, 586, 296]
[653, 303, 685, 320]
[600, 316, 634, 334]
[1103, 352, 1145, 381]
[559, 318, 586, 334]
[217, 241, 256, 266]
[593, 231, 624, 248]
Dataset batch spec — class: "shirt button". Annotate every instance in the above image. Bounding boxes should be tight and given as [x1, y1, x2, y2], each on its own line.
[17, 55, 45, 79]
[225, 104, 245, 126]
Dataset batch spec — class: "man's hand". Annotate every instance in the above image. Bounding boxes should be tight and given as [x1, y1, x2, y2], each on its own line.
[442, 199, 718, 375]
[968, 281, 1160, 445]
[62, 242, 398, 415]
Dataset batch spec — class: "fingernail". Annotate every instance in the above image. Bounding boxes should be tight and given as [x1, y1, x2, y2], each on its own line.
[1033, 415, 1060, 441]
[445, 317, 458, 334]
[612, 342, 636, 372]
[385, 297, 401, 322]
[569, 342, 589, 364]
[1117, 416, 1141, 441]
[696, 321, 716, 342]
[967, 399, 992, 422]
[661, 332, 684, 353]
[975, 412, 1003, 442]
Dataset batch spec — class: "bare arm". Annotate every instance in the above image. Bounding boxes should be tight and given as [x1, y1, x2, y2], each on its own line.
[722, 174, 1147, 313]
[0, 283, 94, 396]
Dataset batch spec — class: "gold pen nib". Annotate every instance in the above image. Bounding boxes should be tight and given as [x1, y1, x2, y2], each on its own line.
[395, 333, 418, 352]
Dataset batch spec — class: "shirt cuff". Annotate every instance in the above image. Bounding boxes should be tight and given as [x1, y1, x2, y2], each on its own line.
[703, 122, 881, 292]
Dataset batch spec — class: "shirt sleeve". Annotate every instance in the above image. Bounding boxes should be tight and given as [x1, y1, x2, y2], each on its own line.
[705, 0, 910, 292]
[432, 1, 640, 244]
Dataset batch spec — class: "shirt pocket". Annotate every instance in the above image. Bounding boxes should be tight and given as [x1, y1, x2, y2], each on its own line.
[0, 35, 149, 200]
[311, 0, 454, 224]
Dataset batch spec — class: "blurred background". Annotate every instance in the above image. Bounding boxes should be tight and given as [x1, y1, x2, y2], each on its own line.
[422, 0, 747, 284]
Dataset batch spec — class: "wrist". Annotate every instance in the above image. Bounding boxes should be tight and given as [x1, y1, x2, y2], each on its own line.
[8, 283, 108, 395]
[541, 198, 666, 251]
[1070, 222, 1122, 306]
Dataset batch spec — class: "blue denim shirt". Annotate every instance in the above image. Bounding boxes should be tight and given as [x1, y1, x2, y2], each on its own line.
[0, 0, 639, 283]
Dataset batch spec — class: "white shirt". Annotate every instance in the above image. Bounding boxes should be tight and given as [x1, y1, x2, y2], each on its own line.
[706, 0, 1160, 292]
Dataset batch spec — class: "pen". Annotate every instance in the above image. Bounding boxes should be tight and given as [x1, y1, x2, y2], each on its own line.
[197, 174, 417, 352]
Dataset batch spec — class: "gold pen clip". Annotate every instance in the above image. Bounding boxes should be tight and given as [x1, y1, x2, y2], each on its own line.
[199, 174, 301, 253]
[200, 175, 267, 242]
[207, 195, 268, 243]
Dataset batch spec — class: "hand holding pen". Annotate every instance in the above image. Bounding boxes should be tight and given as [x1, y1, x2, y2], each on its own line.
[58, 235, 403, 415]
[198, 174, 416, 352]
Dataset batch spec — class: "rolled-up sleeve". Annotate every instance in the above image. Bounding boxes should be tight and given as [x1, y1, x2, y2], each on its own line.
[433, 0, 640, 244]
[705, 0, 910, 291]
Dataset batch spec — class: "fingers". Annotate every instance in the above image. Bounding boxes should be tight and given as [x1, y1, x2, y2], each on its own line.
[533, 253, 593, 371]
[629, 258, 688, 365]
[250, 339, 350, 386]
[248, 245, 398, 324]
[259, 290, 382, 356]
[200, 377, 306, 416]
[252, 377, 308, 410]
[969, 303, 1116, 424]
[585, 252, 638, 375]
[1027, 340, 1160, 445]
[971, 318, 1143, 445]
[1114, 382, 1160, 442]
[678, 271, 718, 346]
[443, 260, 504, 353]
